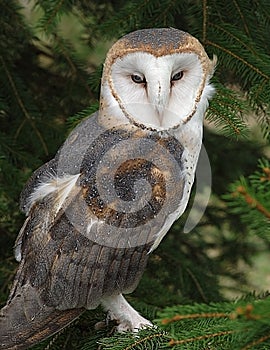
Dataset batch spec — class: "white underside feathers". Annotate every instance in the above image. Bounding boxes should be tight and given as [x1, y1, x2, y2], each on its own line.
[28, 173, 80, 214]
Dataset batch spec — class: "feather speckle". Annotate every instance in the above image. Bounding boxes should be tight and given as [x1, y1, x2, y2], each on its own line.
[0, 27, 215, 349]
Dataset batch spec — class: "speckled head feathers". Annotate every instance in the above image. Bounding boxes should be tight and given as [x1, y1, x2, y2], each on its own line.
[120, 28, 189, 54]
[103, 28, 216, 77]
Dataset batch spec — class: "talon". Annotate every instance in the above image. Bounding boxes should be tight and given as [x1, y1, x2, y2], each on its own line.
[117, 318, 153, 333]
[101, 294, 153, 333]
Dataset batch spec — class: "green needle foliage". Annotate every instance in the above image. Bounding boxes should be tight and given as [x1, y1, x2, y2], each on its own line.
[98, 296, 270, 349]
[0, 0, 270, 349]
[225, 159, 270, 242]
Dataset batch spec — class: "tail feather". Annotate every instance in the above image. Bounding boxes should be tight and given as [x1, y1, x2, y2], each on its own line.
[0, 284, 84, 350]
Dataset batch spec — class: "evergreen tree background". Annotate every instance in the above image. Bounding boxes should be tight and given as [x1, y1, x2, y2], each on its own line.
[0, 0, 270, 349]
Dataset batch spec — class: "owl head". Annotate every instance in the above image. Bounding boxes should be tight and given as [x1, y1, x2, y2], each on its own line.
[99, 28, 216, 131]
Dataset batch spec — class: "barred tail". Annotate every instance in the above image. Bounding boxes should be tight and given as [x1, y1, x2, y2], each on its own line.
[0, 284, 84, 350]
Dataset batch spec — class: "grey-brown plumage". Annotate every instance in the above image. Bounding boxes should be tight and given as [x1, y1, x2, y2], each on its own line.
[0, 27, 215, 349]
[0, 114, 184, 349]
[0, 296, 83, 349]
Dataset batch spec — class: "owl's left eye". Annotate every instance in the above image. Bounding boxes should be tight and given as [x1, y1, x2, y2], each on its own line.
[131, 74, 146, 84]
[171, 71, 183, 81]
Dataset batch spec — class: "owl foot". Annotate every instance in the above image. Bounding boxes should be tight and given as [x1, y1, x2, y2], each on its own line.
[101, 294, 152, 332]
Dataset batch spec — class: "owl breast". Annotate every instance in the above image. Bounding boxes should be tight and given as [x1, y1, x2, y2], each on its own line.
[17, 114, 189, 311]
[76, 119, 186, 249]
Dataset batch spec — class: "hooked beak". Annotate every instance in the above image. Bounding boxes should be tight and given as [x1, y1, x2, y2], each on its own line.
[147, 77, 171, 123]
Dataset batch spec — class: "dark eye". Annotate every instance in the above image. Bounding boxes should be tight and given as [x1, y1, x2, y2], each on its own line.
[171, 71, 183, 81]
[131, 74, 146, 84]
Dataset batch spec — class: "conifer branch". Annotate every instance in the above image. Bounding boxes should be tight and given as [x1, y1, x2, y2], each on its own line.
[207, 104, 242, 136]
[124, 332, 170, 350]
[242, 333, 270, 350]
[186, 267, 208, 302]
[162, 311, 229, 324]
[168, 330, 236, 346]
[40, 0, 66, 33]
[235, 185, 270, 219]
[261, 167, 270, 182]
[0, 56, 48, 155]
[250, 79, 268, 106]
[202, 0, 207, 44]
[231, 0, 250, 36]
[14, 119, 27, 140]
[209, 23, 257, 56]
[53, 34, 94, 98]
[54, 34, 77, 74]
[205, 40, 270, 80]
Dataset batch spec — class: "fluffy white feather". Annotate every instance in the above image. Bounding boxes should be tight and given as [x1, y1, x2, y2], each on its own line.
[29, 174, 80, 214]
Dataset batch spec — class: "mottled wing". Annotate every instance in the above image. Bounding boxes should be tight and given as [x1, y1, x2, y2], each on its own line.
[16, 112, 186, 307]
[12, 178, 152, 311]
[1, 165, 152, 350]
[3, 114, 186, 349]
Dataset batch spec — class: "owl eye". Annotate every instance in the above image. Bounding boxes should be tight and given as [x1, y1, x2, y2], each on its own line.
[171, 71, 183, 81]
[131, 74, 146, 84]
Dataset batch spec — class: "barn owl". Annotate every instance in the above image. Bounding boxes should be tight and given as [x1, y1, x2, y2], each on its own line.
[0, 28, 216, 349]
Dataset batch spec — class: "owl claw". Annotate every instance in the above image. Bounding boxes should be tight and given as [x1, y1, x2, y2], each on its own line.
[101, 294, 153, 333]
[116, 314, 152, 333]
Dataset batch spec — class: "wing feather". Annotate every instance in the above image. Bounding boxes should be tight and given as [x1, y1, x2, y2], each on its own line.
[11, 114, 185, 315]
[15, 188, 152, 312]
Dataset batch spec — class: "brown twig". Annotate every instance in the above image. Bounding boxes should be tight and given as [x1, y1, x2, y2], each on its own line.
[168, 330, 235, 346]
[236, 185, 270, 219]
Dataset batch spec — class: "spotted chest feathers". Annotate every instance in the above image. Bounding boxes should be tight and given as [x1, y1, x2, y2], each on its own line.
[78, 125, 186, 247]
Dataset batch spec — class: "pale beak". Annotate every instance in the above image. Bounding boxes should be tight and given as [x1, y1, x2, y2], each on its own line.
[147, 77, 170, 123]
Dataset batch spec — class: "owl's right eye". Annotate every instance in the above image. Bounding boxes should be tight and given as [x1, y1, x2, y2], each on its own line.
[131, 74, 146, 84]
